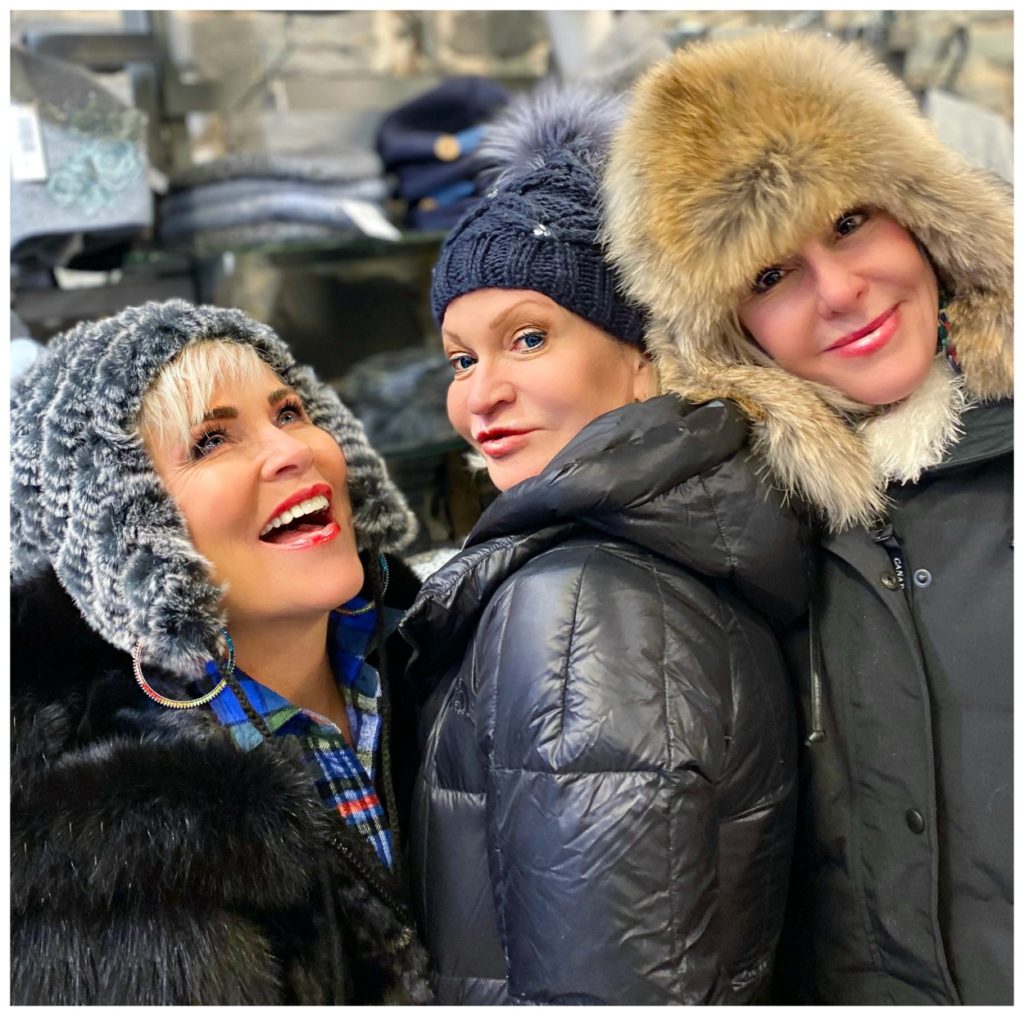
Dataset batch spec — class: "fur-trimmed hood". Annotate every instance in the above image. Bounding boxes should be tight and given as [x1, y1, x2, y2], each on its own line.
[603, 30, 1013, 530]
[10, 300, 417, 677]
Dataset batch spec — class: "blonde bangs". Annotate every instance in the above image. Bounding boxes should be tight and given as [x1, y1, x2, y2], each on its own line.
[137, 340, 274, 452]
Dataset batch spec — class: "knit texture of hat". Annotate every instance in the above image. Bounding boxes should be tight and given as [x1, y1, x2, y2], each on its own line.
[430, 86, 646, 346]
[10, 299, 417, 678]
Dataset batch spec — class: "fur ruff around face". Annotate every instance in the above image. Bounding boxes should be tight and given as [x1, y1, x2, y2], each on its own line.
[603, 31, 1013, 530]
[10, 300, 417, 676]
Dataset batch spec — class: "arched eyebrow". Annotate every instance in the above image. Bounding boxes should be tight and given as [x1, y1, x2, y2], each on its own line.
[199, 387, 300, 422]
[488, 300, 551, 331]
[266, 386, 299, 405]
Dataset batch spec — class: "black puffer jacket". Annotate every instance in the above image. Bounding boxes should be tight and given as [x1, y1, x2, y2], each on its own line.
[774, 399, 1013, 1004]
[400, 395, 809, 1004]
[11, 566, 432, 1005]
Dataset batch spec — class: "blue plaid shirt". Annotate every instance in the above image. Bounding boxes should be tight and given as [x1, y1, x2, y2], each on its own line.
[205, 601, 400, 869]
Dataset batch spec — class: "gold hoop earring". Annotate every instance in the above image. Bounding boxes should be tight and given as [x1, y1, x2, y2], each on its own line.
[132, 628, 233, 709]
[337, 554, 389, 616]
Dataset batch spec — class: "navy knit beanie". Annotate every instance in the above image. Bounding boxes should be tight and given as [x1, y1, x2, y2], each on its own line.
[430, 86, 647, 346]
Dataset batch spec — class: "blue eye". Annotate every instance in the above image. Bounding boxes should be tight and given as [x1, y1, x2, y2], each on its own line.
[752, 267, 785, 293]
[276, 398, 305, 425]
[191, 427, 227, 459]
[515, 331, 546, 351]
[448, 353, 477, 374]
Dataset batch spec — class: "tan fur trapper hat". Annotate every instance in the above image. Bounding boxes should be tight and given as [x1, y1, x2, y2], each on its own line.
[604, 30, 1012, 530]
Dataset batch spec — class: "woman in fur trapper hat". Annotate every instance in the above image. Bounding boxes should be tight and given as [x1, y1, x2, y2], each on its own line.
[10, 299, 433, 1003]
[603, 30, 1012, 1005]
[400, 85, 810, 1004]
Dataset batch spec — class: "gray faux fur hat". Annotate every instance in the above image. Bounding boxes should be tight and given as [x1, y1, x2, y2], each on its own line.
[10, 299, 417, 677]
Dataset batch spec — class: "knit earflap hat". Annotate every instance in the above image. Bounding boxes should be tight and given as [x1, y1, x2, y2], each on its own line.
[10, 299, 417, 677]
[603, 30, 1012, 530]
[430, 84, 647, 346]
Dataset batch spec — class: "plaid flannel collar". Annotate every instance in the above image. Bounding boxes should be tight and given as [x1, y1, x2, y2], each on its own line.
[205, 601, 401, 749]
[203, 601, 402, 867]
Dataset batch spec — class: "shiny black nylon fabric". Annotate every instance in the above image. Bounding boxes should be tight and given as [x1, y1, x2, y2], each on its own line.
[401, 396, 809, 1003]
[774, 400, 1013, 1004]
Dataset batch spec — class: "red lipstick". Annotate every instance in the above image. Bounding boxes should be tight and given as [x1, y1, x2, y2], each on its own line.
[262, 482, 333, 532]
[826, 306, 900, 358]
[474, 428, 536, 458]
[268, 522, 341, 550]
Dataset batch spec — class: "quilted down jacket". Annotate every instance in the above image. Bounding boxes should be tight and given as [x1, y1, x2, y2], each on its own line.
[400, 394, 809, 1003]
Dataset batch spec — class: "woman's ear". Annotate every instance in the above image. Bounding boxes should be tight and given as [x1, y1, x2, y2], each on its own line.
[632, 349, 658, 402]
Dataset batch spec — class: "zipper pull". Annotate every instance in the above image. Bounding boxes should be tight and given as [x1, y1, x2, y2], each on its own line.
[870, 517, 908, 592]
[806, 596, 826, 745]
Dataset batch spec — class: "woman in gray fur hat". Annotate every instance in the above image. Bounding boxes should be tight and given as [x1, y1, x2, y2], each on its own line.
[399, 86, 809, 1003]
[604, 31, 1012, 1005]
[10, 299, 433, 1003]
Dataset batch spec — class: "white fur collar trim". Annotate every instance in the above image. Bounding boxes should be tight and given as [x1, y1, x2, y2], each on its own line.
[857, 356, 970, 486]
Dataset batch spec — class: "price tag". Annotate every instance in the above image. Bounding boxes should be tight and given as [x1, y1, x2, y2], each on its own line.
[10, 103, 48, 182]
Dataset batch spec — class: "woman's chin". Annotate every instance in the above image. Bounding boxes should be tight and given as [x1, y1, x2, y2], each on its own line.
[846, 362, 937, 407]
[486, 453, 550, 492]
[489, 466, 531, 491]
[224, 579, 366, 628]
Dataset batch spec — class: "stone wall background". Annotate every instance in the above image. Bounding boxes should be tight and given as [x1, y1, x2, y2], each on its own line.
[11, 10, 1013, 169]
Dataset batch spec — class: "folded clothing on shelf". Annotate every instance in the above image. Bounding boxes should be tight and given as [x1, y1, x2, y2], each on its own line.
[170, 151, 385, 188]
[160, 151, 395, 247]
[335, 346, 459, 458]
[376, 76, 508, 231]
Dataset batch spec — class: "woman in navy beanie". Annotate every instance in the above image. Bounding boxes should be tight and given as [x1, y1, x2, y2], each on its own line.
[399, 86, 809, 1003]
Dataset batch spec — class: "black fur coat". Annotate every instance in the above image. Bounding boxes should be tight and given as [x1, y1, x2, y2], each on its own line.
[11, 568, 433, 1005]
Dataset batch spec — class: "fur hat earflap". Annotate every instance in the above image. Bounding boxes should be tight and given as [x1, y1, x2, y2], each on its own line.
[10, 299, 417, 677]
[604, 30, 1012, 530]
[431, 83, 648, 346]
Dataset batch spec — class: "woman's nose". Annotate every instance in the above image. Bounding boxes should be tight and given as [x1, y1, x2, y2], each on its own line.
[811, 250, 867, 315]
[465, 362, 515, 417]
[259, 425, 315, 480]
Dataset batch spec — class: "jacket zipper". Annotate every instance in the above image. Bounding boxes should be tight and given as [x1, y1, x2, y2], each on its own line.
[806, 596, 826, 744]
[330, 831, 414, 930]
[806, 515, 909, 746]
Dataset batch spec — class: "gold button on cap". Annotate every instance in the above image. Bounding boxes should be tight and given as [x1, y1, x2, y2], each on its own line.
[434, 134, 461, 161]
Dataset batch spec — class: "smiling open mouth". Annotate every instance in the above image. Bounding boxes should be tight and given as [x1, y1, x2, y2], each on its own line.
[259, 494, 334, 544]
